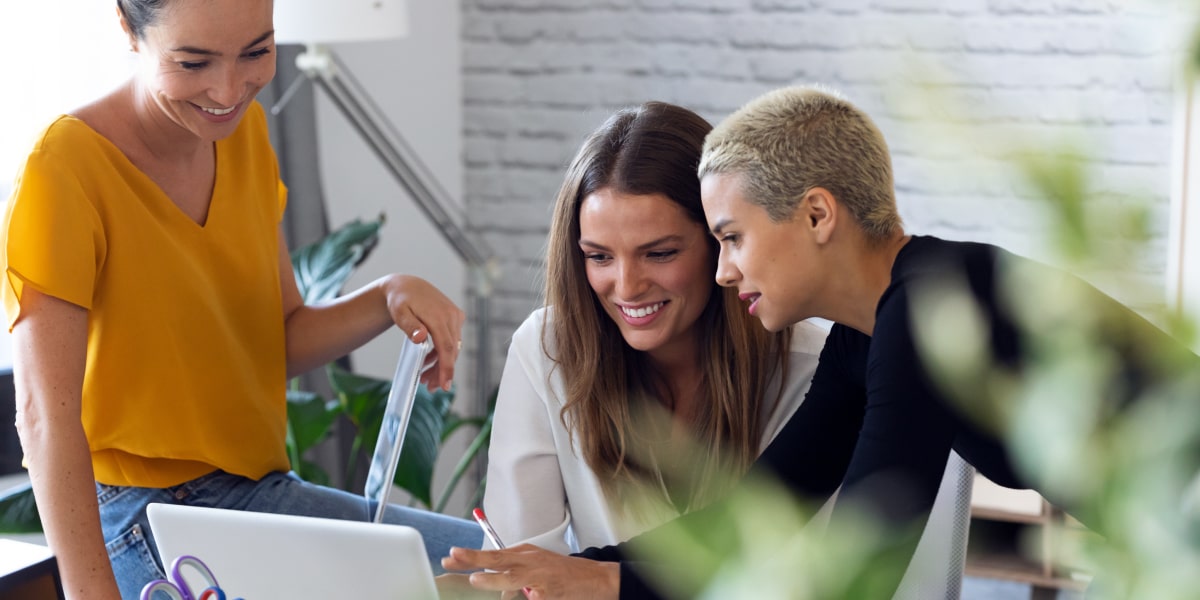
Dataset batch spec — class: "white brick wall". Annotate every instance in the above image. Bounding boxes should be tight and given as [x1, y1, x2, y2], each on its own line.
[462, 0, 1187, 379]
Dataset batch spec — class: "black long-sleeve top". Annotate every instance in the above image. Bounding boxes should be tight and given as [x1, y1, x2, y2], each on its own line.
[573, 236, 1199, 599]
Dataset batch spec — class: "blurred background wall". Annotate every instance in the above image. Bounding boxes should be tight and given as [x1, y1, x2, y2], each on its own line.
[460, 0, 1187, 381]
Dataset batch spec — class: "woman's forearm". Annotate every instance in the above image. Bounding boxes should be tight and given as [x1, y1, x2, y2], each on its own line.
[276, 235, 463, 389]
[12, 289, 121, 600]
[282, 277, 391, 377]
[22, 420, 121, 600]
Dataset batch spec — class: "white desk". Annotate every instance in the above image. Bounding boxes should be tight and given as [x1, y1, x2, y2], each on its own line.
[0, 539, 61, 599]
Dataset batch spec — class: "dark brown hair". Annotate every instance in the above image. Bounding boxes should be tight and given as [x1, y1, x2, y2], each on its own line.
[543, 102, 791, 511]
[117, 0, 169, 40]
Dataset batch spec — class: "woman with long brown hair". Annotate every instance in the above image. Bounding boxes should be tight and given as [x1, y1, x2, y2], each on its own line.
[481, 101, 826, 553]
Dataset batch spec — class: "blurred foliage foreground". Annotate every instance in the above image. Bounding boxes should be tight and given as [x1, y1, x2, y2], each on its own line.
[910, 148, 1200, 600]
[620, 108, 1200, 600]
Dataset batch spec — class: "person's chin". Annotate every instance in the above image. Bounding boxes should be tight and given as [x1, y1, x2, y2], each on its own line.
[619, 331, 662, 353]
[755, 313, 788, 333]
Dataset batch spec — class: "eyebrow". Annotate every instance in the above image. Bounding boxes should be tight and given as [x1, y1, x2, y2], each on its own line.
[172, 30, 274, 56]
[709, 218, 733, 236]
[579, 234, 687, 252]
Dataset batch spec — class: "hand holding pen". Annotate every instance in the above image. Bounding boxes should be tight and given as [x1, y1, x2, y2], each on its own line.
[471, 509, 532, 598]
[472, 508, 508, 550]
[443, 510, 620, 600]
[443, 544, 620, 600]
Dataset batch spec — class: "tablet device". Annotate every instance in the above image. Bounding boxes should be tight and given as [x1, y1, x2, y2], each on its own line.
[147, 503, 438, 600]
[364, 337, 435, 523]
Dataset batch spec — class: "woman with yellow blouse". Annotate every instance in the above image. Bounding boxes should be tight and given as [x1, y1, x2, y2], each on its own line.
[1, 1, 480, 599]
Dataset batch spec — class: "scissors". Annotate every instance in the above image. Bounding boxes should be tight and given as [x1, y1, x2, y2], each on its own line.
[140, 555, 240, 600]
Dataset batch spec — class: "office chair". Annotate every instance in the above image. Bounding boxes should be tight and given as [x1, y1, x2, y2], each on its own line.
[892, 451, 975, 600]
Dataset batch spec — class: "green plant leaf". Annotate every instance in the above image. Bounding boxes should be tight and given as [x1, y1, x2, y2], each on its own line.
[285, 389, 340, 458]
[285, 220, 501, 512]
[442, 415, 487, 442]
[331, 367, 390, 490]
[329, 366, 391, 431]
[463, 474, 488, 519]
[392, 384, 453, 507]
[435, 413, 493, 513]
[0, 482, 42, 534]
[327, 367, 453, 504]
[290, 218, 382, 304]
[437, 385, 499, 512]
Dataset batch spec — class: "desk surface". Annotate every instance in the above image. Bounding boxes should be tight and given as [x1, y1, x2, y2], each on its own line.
[0, 539, 52, 575]
[0, 538, 61, 599]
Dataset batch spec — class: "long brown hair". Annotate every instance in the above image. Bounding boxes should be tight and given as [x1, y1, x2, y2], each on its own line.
[543, 102, 791, 511]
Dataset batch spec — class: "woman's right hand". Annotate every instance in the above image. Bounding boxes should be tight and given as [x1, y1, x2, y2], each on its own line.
[442, 544, 621, 600]
[377, 273, 465, 392]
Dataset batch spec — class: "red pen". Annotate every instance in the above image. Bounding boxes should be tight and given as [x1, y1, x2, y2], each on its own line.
[472, 508, 506, 549]
[472, 508, 532, 599]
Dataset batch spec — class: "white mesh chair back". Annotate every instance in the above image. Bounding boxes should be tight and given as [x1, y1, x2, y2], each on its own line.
[891, 451, 975, 600]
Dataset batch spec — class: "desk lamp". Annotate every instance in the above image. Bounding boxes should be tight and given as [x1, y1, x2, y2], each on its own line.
[273, 0, 496, 406]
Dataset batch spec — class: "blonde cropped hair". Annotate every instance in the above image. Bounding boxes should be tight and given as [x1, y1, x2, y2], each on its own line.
[699, 85, 902, 241]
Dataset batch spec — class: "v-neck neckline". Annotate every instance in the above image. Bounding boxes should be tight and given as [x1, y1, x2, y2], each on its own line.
[64, 115, 221, 231]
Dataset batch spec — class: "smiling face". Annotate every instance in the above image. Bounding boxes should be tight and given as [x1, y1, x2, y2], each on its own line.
[129, 0, 275, 142]
[579, 189, 715, 360]
[702, 172, 816, 332]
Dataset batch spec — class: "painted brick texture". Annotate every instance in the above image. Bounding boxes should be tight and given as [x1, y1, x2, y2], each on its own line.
[462, 0, 1184, 379]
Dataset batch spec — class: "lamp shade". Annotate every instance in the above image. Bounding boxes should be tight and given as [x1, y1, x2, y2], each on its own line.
[273, 0, 408, 45]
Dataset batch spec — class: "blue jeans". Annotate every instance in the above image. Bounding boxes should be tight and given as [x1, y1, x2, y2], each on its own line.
[98, 470, 482, 600]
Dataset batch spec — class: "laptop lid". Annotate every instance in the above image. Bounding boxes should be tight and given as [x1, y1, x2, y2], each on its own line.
[364, 337, 434, 523]
[147, 503, 437, 600]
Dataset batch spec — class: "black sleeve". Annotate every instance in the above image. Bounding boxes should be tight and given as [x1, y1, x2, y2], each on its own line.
[824, 284, 959, 596]
[568, 550, 668, 600]
[615, 563, 667, 600]
[570, 328, 870, 598]
[749, 324, 870, 499]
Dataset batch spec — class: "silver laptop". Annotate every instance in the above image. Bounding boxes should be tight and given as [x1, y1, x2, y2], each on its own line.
[147, 503, 438, 600]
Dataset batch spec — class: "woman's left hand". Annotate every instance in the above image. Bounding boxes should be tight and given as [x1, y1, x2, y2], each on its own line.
[380, 274, 464, 391]
[442, 544, 621, 600]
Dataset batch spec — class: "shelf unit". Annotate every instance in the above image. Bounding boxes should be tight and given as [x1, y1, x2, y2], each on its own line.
[965, 474, 1093, 599]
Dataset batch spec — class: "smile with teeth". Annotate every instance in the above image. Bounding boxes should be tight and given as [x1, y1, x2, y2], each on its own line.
[199, 104, 237, 115]
[620, 302, 665, 319]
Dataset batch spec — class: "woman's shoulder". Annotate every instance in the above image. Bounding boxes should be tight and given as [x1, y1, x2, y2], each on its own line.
[27, 115, 106, 157]
[513, 306, 553, 340]
[509, 306, 557, 361]
[52, 86, 137, 153]
[502, 307, 569, 405]
[14, 114, 125, 189]
[892, 235, 1003, 284]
